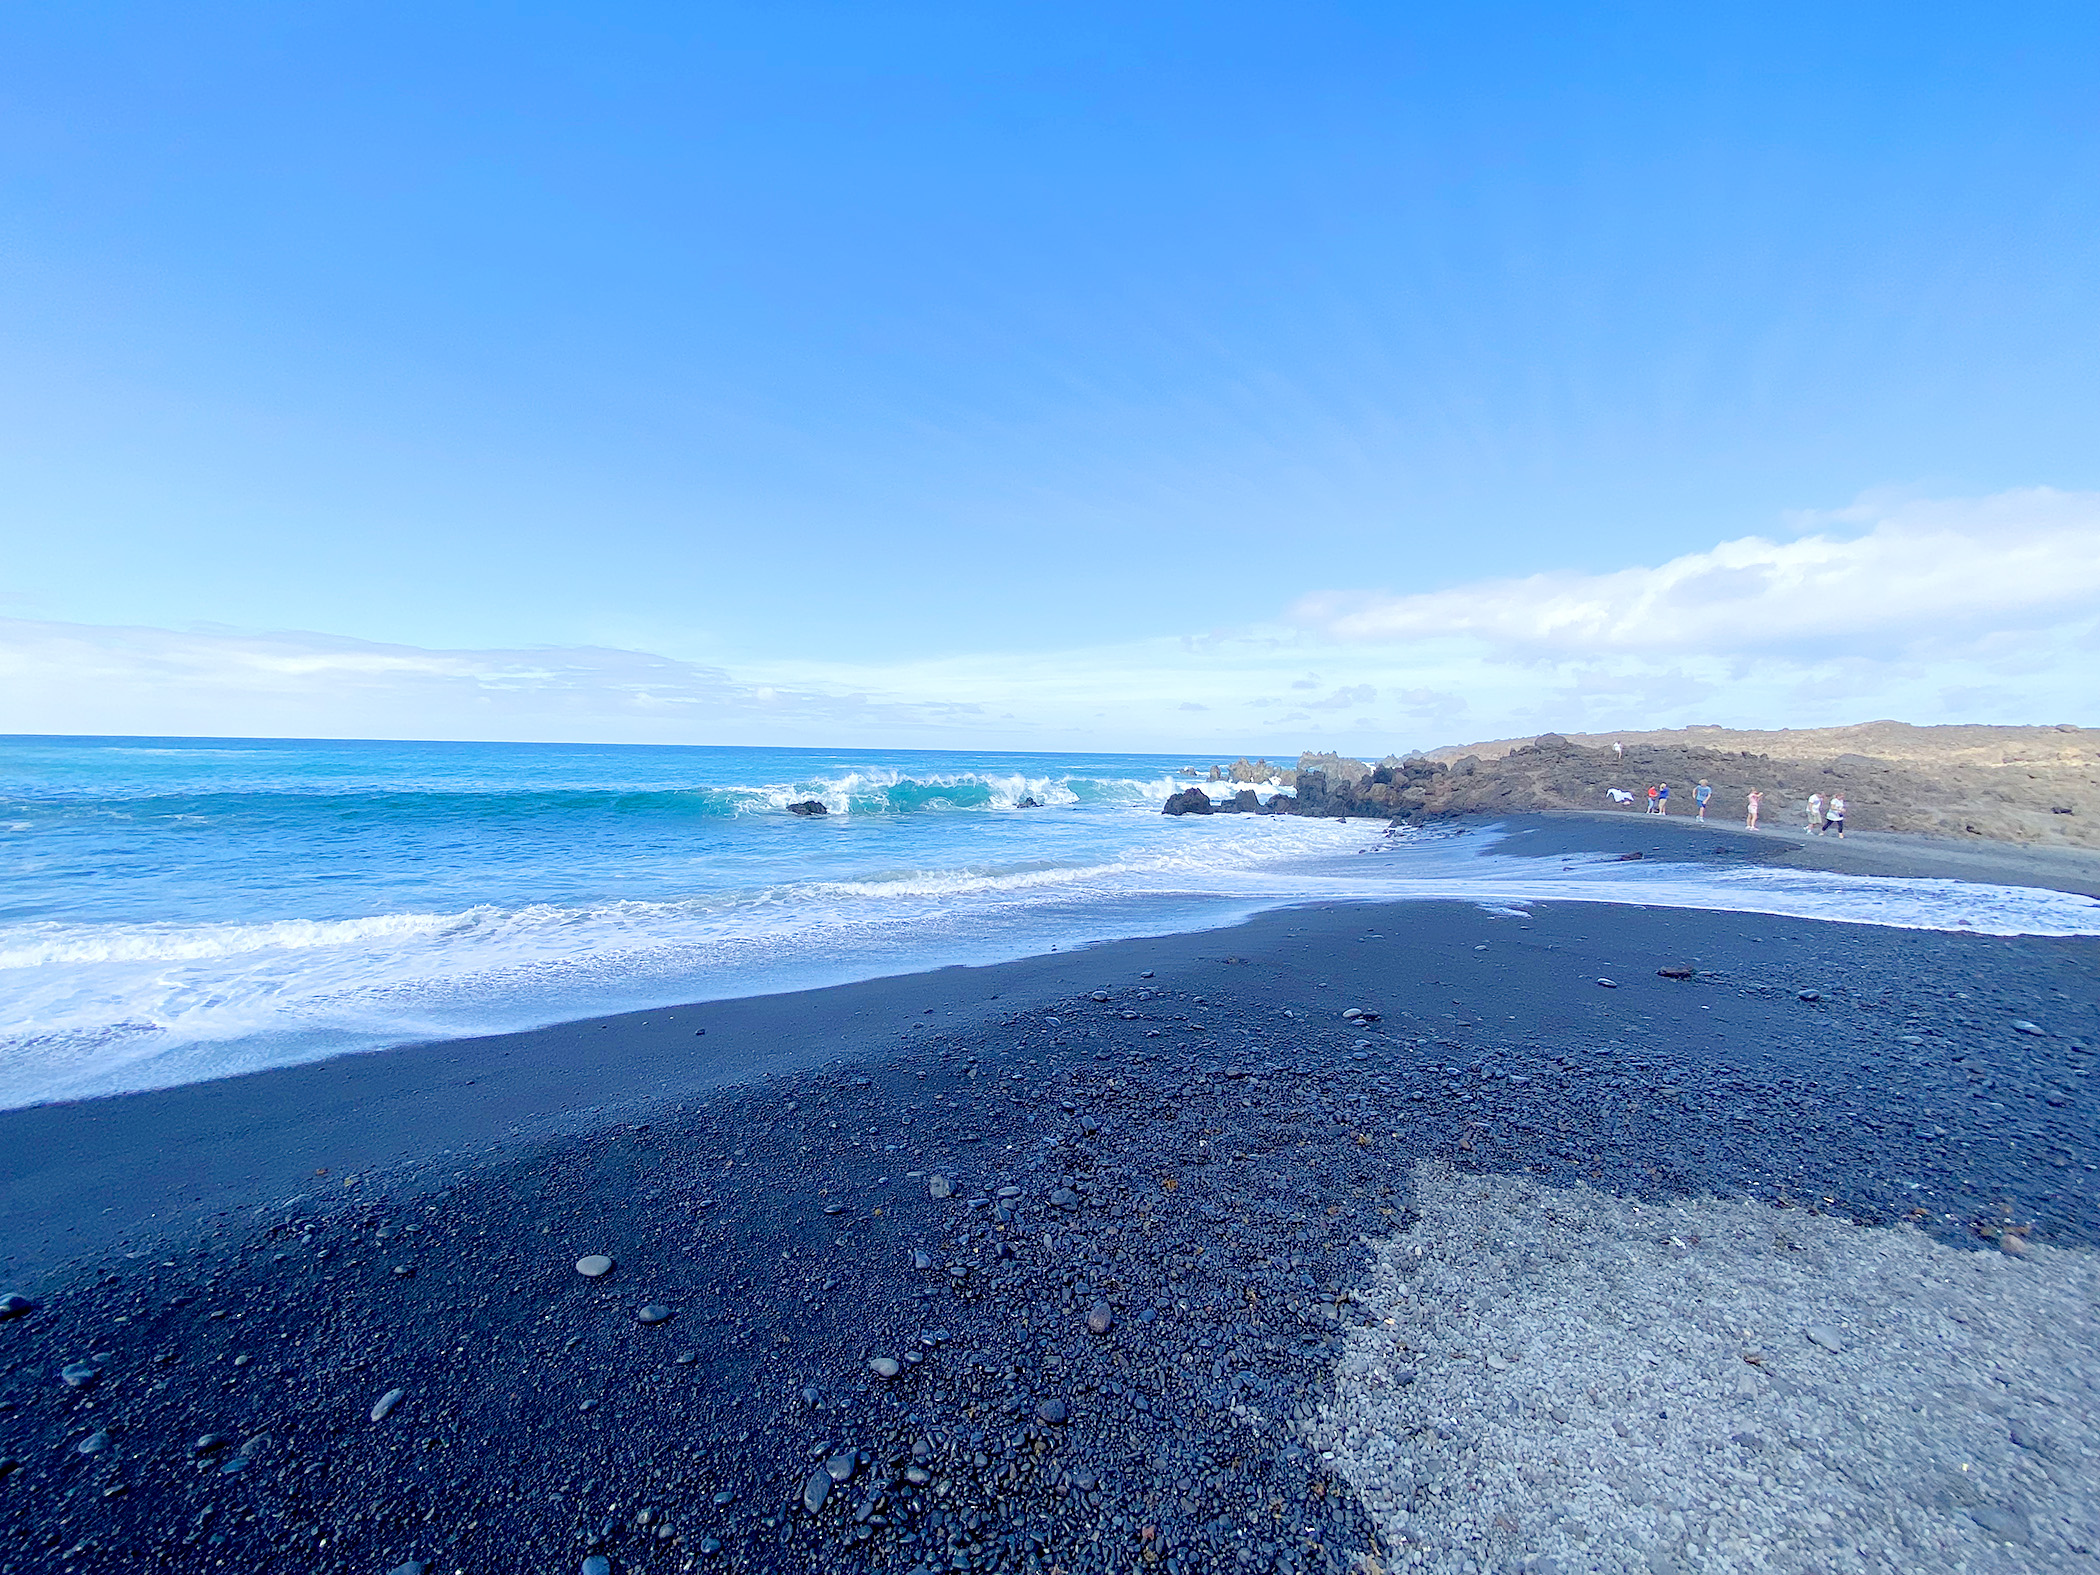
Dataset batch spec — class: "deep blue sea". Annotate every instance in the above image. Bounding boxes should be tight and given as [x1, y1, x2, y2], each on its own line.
[5, 735, 2097, 1109]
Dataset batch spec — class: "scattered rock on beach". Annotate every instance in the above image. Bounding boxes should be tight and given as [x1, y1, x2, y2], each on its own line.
[927, 1176, 952, 1199]
[77, 1429, 110, 1455]
[1804, 1324, 1845, 1353]
[0, 1294, 33, 1320]
[1657, 965, 1695, 979]
[575, 1255, 614, 1278]
[1087, 1301, 1115, 1334]
[637, 1304, 672, 1325]
[868, 1356, 901, 1378]
[60, 1362, 98, 1388]
[370, 1387, 405, 1422]
[1036, 1397, 1067, 1424]
[1595, 978, 1618, 989]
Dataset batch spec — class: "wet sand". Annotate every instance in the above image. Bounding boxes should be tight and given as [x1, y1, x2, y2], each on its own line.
[0, 818, 2094, 1572]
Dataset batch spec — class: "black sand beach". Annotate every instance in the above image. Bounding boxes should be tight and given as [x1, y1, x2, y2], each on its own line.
[1, 816, 2095, 1573]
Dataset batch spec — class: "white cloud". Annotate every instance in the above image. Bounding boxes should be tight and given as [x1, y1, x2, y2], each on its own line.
[3, 491, 2093, 754]
[1292, 488, 2100, 656]
[0, 620, 960, 745]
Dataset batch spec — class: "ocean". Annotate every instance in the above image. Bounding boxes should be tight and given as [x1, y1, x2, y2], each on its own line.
[5, 734, 2097, 1109]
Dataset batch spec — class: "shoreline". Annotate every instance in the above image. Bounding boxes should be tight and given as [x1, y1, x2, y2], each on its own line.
[5, 812, 2098, 1277]
[1, 816, 2094, 1570]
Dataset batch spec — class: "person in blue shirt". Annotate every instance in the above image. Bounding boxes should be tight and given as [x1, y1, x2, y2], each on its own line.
[1694, 780, 1712, 820]
[1655, 782, 1670, 814]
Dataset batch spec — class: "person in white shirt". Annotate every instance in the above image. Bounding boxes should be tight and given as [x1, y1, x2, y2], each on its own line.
[1827, 795, 1847, 838]
[1806, 792, 1824, 832]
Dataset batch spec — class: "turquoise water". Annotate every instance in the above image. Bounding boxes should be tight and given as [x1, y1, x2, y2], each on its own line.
[6, 734, 2097, 1109]
[0, 735, 1368, 1105]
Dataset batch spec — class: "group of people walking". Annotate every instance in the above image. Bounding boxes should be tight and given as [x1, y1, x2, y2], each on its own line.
[1610, 780, 1846, 836]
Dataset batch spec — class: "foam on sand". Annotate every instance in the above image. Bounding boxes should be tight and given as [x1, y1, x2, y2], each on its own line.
[1316, 1161, 2099, 1573]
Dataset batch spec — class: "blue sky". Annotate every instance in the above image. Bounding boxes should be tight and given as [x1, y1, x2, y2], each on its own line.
[3, 3, 2097, 750]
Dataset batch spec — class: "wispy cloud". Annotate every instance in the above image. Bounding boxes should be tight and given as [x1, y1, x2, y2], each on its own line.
[4, 491, 2093, 753]
[1291, 488, 2100, 656]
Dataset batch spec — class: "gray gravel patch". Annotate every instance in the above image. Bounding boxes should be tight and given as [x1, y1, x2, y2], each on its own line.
[1315, 1161, 2100, 1572]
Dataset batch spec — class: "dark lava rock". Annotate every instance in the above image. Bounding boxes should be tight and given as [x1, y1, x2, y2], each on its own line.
[1036, 1397, 1067, 1424]
[802, 1469, 831, 1514]
[637, 1305, 673, 1325]
[1161, 788, 1214, 816]
[787, 800, 829, 817]
[0, 1294, 33, 1320]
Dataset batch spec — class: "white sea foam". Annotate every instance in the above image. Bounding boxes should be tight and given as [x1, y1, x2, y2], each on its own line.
[3, 788, 2094, 1108]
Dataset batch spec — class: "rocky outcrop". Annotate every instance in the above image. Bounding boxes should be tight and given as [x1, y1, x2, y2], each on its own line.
[787, 800, 829, 817]
[1269, 726, 2100, 848]
[1162, 788, 1215, 816]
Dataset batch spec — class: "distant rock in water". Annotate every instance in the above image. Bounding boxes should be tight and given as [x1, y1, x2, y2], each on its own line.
[1015, 796, 1042, 809]
[1162, 788, 1215, 816]
[787, 800, 829, 817]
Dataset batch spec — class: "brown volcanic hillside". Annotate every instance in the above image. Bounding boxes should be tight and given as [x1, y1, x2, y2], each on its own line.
[1282, 723, 2099, 848]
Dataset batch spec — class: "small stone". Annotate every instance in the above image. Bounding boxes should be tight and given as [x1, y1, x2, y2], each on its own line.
[1086, 1301, 1114, 1335]
[637, 1304, 673, 1324]
[370, 1387, 405, 1422]
[1036, 1397, 1067, 1424]
[927, 1177, 953, 1200]
[1050, 1188, 1080, 1210]
[60, 1362, 98, 1389]
[802, 1468, 832, 1513]
[911, 1250, 932, 1270]
[822, 1202, 845, 1216]
[1999, 1234, 2029, 1258]
[0, 1294, 33, 1320]
[583, 1558, 613, 1575]
[825, 1453, 857, 1484]
[997, 1185, 1022, 1199]
[1657, 965, 1694, 980]
[0, 1459, 18, 1480]
[674, 1351, 696, 1365]
[575, 1255, 615, 1278]
[192, 1434, 230, 1454]
[2012, 1021, 2046, 1037]
[1595, 978, 1617, 989]
[869, 1357, 901, 1379]
[388, 1562, 431, 1575]
[699, 1538, 720, 1555]
[1969, 1504, 2032, 1544]
[712, 1489, 735, 1506]
[77, 1430, 110, 1455]
[1804, 1324, 1844, 1354]
[1342, 1008, 1363, 1020]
